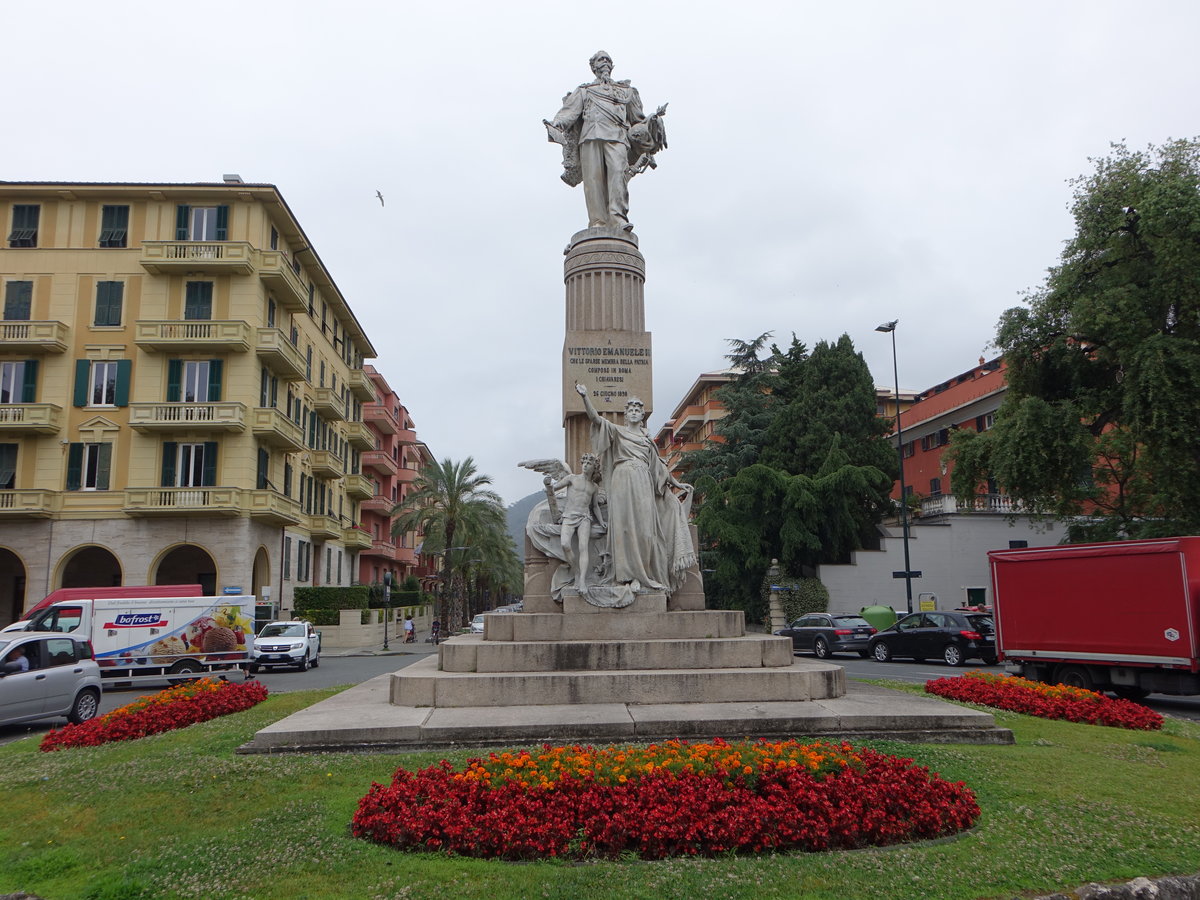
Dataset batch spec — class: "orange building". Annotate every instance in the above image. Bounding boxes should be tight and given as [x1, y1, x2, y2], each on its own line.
[355, 366, 435, 589]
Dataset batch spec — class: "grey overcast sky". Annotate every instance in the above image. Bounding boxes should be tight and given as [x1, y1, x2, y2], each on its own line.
[7, 0, 1198, 505]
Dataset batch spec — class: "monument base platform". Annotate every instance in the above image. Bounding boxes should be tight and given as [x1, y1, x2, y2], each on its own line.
[241, 677, 1014, 753]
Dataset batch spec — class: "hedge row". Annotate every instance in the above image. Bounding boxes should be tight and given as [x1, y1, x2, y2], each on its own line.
[293, 586, 371, 610]
[296, 608, 339, 626]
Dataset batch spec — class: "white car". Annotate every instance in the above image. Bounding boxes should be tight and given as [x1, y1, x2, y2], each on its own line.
[0, 631, 102, 727]
[470, 614, 486, 634]
[251, 621, 321, 672]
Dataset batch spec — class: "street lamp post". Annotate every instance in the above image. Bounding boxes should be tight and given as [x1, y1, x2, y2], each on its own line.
[384, 573, 393, 652]
[876, 319, 914, 615]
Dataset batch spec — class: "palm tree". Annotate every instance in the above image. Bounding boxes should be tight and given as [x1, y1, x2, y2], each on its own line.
[390, 457, 509, 629]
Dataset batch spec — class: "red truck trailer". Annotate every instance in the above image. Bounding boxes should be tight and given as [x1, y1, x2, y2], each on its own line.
[989, 538, 1200, 698]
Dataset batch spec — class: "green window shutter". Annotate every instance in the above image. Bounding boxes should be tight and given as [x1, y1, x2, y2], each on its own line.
[202, 442, 218, 486]
[66, 443, 83, 491]
[166, 359, 182, 402]
[215, 206, 229, 241]
[96, 444, 112, 491]
[207, 359, 223, 401]
[21, 359, 37, 403]
[161, 442, 177, 487]
[114, 359, 131, 407]
[184, 282, 212, 320]
[175, 205, 190, 240]
[73, 360, 91, 407]
[4, 281, 32, 320]
[257, 448, 269, 490]
[94, 282, 123, 326]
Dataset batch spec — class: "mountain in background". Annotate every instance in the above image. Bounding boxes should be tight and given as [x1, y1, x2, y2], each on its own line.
[506, 491, 544, 562]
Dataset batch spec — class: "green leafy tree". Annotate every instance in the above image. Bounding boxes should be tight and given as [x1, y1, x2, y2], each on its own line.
[948, 138, 1200, 539]
[390, 457, 512, 628]
[682, 332, 786, 491]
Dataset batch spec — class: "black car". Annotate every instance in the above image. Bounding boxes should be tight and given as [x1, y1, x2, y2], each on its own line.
[775, 614, 878, 659]
[867, 611, 997, 667]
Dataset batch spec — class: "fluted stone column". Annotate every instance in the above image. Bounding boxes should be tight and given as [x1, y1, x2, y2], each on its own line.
[561, 227, 653, 468]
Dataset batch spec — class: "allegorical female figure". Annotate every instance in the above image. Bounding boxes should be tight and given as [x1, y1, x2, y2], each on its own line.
[575, 382, 695, 595]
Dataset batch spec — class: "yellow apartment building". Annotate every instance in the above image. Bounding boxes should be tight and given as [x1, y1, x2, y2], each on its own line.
[0, 179, 379, 626]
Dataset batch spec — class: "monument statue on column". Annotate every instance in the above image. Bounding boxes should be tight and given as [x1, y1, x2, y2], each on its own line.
[544, 50, 668, 233]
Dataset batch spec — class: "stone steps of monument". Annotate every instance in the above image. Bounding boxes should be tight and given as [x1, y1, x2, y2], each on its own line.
[481, 609, 746, 643]
[440, 633, 793, 673]
[390, 655, 845, 708]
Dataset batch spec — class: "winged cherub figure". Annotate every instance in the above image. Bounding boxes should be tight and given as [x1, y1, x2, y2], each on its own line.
[519, 455, 606, 597]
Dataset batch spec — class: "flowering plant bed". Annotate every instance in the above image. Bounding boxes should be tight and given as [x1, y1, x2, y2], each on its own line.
[40, 677, 268, 751]
[925, 671, 1162, 731]
[351, 739, 980, 860]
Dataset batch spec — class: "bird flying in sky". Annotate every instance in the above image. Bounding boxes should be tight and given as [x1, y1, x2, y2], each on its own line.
[376, 190, 385, 207]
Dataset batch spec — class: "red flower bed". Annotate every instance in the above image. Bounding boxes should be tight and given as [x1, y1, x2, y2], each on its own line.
[925, 671, 1162, 730]
[351, 739, 980, 860]
[40, 678, 268, 751]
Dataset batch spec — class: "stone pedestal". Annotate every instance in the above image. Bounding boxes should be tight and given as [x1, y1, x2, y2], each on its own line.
[561, 227, 651, 468]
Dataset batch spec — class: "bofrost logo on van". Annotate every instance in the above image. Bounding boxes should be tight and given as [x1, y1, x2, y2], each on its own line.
[1164, 628, 1180, 642]
[104, 613, 168, 629]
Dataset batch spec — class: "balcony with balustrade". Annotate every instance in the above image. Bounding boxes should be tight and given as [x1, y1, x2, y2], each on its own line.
[916, 493, 1021, 518]
[344, 473, 374, 500]
[255, 328, 307, 381]
[0, 321, 68, 353]
[0, 490, 58, 517]
[361, 538, 397, 559]
[363, 404, 398, 434]
[309, 449, 345, 480]
[307, 513, 342, 541]
[135, 320, 252, 353]
[362, 450, 398, 478]
[348, 369, 375, 403]
[123, 487, 241, 516]
[129, 402, 246, 433]
[0, 404, 63, 435]
[139, 241, 255, 275]
[246, 490, 303, 526]
[361, 494, 392, 512]
[344, 420, 374, 451]
[343, 527, 373, 551]
[256, 249, 308, 311]
[251, 407, 305, 451]
[312, 387, 346, 422]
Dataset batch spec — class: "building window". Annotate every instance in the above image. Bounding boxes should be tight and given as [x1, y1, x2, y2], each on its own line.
[184, 282, 213, 320]
[0, 444, 16, 489]
[4, 281, 32, 320]
[73, 359, 129, 408]
[929, 477, 942, 497]
[283, 536, 292, 580]
[284, 461, 293, 497]
[270, 227, 278, 251]
[8, 205, 39, 247]
[266, 296, 276, 328]
[66, 442, 112, 491]
[167, 359, 221, 402]
[90, 361, 119, 406]
[305, 345, 312, 381]
[98, 205, 129, 248]
[94, 281, 124, 326]
[901, 441, 914, 459]
[175, 205, 228, 241]
[161, 441, 216, 487]
[257, 447, 270, 490]
[0, 360, 36, 403]
[976, 412, 995, 432]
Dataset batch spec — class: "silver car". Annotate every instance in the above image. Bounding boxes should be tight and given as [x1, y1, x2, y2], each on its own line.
[0, 631, 102, 727]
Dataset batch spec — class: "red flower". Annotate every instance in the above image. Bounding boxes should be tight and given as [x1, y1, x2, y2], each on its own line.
[40, 678, 268, 751]
[925, 671, 1162, 730]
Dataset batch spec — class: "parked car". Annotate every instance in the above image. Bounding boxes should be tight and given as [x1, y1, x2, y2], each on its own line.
[470, 614, 486, 634]
[0, 631, 102, 727]
[775, 614, 877, 659]
[868, 611, 997, 667]
[250, 621, 321, 672]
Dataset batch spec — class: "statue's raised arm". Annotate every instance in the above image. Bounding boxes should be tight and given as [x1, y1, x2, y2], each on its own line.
[546, 51, 667, 234]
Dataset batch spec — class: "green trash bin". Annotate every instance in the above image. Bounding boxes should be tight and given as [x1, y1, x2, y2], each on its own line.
[859, 605, 898, 632]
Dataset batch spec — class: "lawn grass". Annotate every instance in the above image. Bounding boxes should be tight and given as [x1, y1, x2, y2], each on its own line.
[1, 682, 1198, 900]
